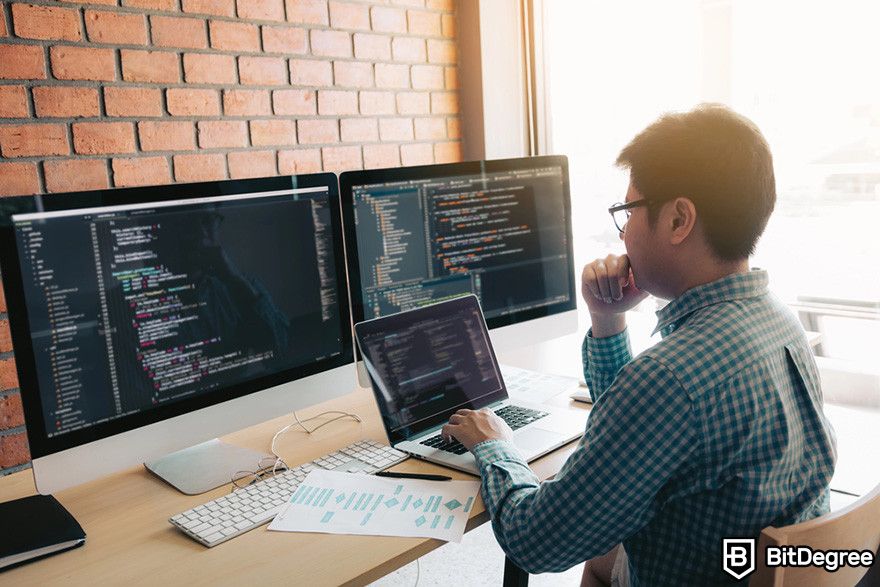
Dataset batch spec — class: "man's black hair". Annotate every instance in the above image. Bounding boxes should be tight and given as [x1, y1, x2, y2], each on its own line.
[616, 104, 776, 260]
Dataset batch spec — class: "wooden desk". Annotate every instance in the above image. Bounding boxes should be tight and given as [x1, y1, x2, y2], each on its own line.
[0, 386, 588, 586]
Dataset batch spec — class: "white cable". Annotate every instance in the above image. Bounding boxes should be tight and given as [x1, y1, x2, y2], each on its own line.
[414, 558, 420, 587]
[269, 410, 362, 474]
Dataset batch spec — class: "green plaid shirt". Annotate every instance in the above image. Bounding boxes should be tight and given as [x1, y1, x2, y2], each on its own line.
[472, 270, 836, 585]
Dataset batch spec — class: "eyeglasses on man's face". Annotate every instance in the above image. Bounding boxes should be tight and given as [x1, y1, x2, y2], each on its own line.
[608, 199, 653, 234]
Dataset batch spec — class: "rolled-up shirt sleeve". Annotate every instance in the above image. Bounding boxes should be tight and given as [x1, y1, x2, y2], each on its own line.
[582, 327, 633, 402]
[472, 355, 697, 574]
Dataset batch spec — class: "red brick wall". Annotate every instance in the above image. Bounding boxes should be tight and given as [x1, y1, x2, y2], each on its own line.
[0, 0, 462, 476]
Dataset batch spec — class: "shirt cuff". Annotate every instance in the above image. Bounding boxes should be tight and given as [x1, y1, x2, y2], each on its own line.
[586, 326, 632, 373]
[471, 439, 525, 468]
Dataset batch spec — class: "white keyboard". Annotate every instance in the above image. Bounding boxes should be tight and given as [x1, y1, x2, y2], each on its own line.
[169, 439, 408, 547]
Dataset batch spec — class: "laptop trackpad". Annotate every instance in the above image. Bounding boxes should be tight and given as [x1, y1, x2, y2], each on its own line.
[514, 427, 565, 453]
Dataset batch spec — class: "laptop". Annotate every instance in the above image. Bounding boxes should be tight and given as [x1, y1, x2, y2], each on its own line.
[354, 295, 588, 476]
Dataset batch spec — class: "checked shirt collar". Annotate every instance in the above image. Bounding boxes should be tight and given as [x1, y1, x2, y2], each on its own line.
[652, 268, 770, 337]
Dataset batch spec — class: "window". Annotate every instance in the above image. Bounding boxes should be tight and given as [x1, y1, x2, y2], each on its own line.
[539, 0, 879, 402]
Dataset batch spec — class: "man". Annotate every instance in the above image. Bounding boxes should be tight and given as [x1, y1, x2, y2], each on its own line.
[441, 105, 837, 585]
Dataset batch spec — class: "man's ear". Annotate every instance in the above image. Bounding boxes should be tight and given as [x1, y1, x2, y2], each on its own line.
[669, 197, 697, 245]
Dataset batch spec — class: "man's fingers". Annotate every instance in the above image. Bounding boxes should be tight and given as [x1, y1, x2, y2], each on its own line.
[581, 264, 600, 300]
[594, 260, 612, 302]
[605, 255, 623, 300]
[617, 255, 631, 288]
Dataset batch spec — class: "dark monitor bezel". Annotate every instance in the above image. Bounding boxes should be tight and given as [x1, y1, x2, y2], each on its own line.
[0, 174, 354, 459]
[354, 294, 508, 445]
[339, 155, 577, 337]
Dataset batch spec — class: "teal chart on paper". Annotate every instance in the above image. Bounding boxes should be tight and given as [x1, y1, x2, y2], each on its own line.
[267, 469, 481, 542]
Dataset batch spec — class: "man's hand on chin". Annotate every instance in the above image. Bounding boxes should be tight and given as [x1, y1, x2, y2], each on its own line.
[440, 408, 515, 451]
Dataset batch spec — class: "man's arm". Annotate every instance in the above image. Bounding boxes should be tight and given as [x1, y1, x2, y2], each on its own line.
[461, 357, 696, 574]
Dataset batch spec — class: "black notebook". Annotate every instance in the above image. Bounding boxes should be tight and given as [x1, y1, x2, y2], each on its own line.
[0, 494, 86, 572]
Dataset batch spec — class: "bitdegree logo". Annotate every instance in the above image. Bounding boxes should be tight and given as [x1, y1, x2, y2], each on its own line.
[766, 545, 875, 572]
[722, 538, 876, 579]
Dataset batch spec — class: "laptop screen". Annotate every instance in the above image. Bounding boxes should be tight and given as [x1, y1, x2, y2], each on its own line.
[354, 295, 507, 443]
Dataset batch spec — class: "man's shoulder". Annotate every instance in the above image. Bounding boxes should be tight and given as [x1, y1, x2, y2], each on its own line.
[638, 293, 808, 399]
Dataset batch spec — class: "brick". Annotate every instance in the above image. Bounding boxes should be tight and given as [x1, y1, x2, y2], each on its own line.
[333, 61, 372, 88]
[0, 44, 46, 80]
[85, 10, 147, 45]
[183, 53, 236, 84]
[251, 119, 296, 146]
[401, 142, 432, 166]
[0, 87, 27, 118]
[112, 156, 172, 187]
[286, 0, 328, 25]
[441, 13, 454, 37]
[379, 117, 414, 142]
[434, 140, 461, 163]
[151, 15, 208, 49]
[427, 39, 456, 64]
[173, 153, 226, 182]
[0, 322, 12, 353]
[33, 87, 99, 118]
[57, 0, 117, 4]
[411, 64, 443, 89]
[139, 121, 195, 151]
[340, 117, 377, 143]
[166, 88, 220, 116]
[0, 432, 30, 468]
[0, 162, 39, 196]
[239, 56, 287, 86]
[400, 143, 434, 166]
[310, 30, 351, 58]
[353, 33, 391, 61]
[289, 59, 332, 86]
[11, 4, 81, 42]
[318, 90, 357, 115]
[414, 116, 445, 140]
[122, 0, 178, 10]
[121, 50, 180, 83]
[431, 91, 457, 114]
[0, 359, 19, 391]
[396, 91, 429, 114]
[364, 144, 400, 169]
[359, 90, 394, 115]
[408, 10, 440, 36]
[444, 65, 457, 89]
[50, 46, 114, 81]
[223, 90, 271, 115]
[278, 148, 321, 174]
[0, 124, 68, 157]
[209, 20, 260, 52]
[228, 150, 276, 179]
[273, 89, 315, 115]
[426, 0, 453, 9]
[104, 87, 163, 117]
[44, 159, 109, 193]
[297, 119, 337, 144]
[0, 284, 4, 312]
[447, 117, 460, 139]
[0, 12, 6, 36]
[197, 120, 248, 148]
[329, 1, 370, 30]
[321, 145, 360, 172]
[182, 0, 235, 16]
[371, 6, 406, 34]
[375, 63, 409, 88]
[0, 392, 24, 429]
[73, 122, 136, 155]
[237, 0, 285, 21]
[262, 26, 308, 55]
[392, 37, 425, 62]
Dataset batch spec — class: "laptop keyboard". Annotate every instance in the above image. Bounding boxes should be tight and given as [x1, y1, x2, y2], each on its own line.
[419, 405, 550, 455]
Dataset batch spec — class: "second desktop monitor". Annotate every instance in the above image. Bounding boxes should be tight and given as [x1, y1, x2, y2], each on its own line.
[340, 155, 577, 331]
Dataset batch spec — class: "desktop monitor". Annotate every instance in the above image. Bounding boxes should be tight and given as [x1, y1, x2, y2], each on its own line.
[340, 155, 578, 384]
[0, 175, 355, 495]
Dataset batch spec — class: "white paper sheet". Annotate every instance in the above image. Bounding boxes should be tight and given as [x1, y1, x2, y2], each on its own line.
[267, 470, 481, 543]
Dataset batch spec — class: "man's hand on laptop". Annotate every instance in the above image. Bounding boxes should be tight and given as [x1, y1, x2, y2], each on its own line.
[441, 408, 514, 451]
